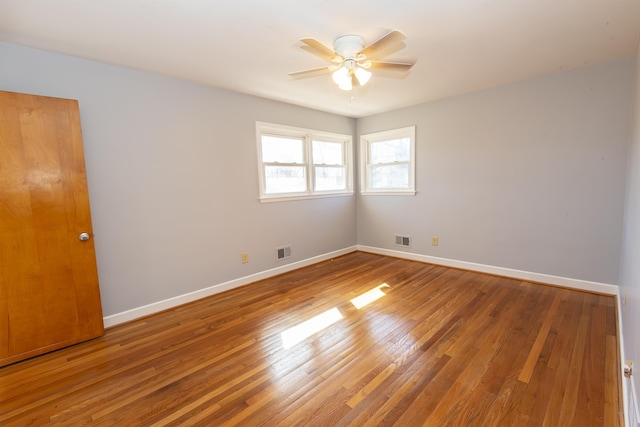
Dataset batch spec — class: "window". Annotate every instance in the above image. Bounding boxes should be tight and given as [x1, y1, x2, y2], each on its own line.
[360, 126, 416, 195]
[257, 122, 353, 202]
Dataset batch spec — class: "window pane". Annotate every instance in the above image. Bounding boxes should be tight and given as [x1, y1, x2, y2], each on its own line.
[265, 165, 306, 194]
[370, 138, 410, 164]
[370, 164, 409, 189]
[315, 166, 345, 191]
[313, 140, 343, 165]
[262, 135, 304, 163]
[360, 126, 415, 194]
[257, 122, 353, 200]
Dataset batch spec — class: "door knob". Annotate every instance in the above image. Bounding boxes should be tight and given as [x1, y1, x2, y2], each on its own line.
[78, 232, 91, 241]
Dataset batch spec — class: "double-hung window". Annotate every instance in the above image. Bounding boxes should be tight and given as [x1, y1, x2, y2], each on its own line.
[257, 122, 353, 202]
[360, 126, 416, 195]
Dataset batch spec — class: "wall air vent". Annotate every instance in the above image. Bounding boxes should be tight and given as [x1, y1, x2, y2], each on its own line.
[276, 244, 292, 261]
[395, 234, 411, 248]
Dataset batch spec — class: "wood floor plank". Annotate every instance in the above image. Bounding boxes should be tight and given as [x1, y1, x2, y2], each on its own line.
[556, 314, 590, 426]
[0, 251, 623, 426]
[518, 292, 563, 383]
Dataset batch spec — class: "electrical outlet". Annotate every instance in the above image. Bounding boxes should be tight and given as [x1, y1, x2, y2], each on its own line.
[432, 236, 439, 246]
[241, 253, 249, 264]
[624, 360, 633, 378]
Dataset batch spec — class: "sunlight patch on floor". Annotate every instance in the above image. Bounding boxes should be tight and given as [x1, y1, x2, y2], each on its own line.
[280, 284, 391, 349]
[281, 307, 344, 349]
[350, 284, 390, 309]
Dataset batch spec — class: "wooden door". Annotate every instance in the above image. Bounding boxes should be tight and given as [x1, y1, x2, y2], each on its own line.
[0, 90, 104, 367]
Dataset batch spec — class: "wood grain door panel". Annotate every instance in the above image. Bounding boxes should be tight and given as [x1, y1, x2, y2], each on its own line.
[0, 90, 104, 366]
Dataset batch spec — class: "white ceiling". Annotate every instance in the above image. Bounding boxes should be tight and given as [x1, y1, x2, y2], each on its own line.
[1, 1, 639, 118]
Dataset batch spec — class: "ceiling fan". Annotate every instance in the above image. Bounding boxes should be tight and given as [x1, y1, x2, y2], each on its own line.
[290, 30, 414, 91]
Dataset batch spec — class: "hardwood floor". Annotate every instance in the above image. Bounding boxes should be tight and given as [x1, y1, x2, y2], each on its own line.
[0, 251, 623, 426]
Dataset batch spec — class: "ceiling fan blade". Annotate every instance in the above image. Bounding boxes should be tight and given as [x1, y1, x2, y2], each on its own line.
[365, 42, 407, 61]
[300, 38, 341, 63]
[360, 30, 407, 59]
[370, 61, 414, 72]
[289, 66, 332, 79]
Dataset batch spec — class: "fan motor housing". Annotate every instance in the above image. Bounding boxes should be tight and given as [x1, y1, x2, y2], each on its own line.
[333, 35, 364, 59]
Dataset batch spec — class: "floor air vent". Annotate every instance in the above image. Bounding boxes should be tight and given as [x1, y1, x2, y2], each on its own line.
[395, 234, 411, 248]
[276, 244, 292, 260]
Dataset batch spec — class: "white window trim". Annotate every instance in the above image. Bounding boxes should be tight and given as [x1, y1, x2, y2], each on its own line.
[256, 122, 354, 202]
[359, 126, 416, 195]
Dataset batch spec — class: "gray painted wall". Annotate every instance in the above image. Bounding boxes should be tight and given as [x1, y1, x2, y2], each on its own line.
[0, 42, 357, 316]
[357, 59, 633, 284]
[620, 40, 640, 413]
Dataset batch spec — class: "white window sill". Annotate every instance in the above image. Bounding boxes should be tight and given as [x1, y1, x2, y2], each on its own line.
[259, 192, 354, 203]
[360, 190, 416, 196]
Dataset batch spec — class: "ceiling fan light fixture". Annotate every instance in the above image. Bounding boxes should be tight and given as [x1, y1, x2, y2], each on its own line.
[332, 65, 348, 84]
[338, 78, 353, 91]
[332, 65, 352, 90]
[354, 66, 371, 86]
[332, 59, 370, 91]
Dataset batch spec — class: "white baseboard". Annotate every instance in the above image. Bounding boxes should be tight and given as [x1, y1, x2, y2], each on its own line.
[104, 244, 619, 328]
[357, 245, 619, 295]
[618, 288, 639, 427]
[103, 246, 358, 328]
[630, 378, 640, 426]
